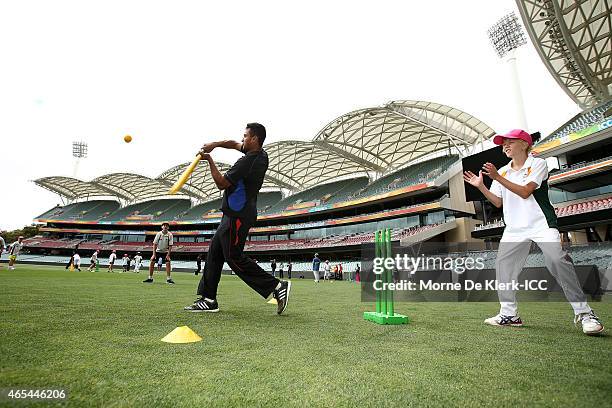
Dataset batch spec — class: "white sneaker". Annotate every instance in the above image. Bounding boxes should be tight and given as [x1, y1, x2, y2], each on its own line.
[484, 314, 523, 327]
[574, 311, 604, 335]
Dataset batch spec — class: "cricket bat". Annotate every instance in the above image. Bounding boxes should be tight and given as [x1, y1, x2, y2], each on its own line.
[168, 154, 202, 195]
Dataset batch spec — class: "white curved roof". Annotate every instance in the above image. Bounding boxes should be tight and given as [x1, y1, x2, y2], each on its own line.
[314, 100, 494, 172]
[35, 177, 118, 200]
[91, 173, 174, 202]
[35, 100, 496, 201]
[516, 0, 611, 109]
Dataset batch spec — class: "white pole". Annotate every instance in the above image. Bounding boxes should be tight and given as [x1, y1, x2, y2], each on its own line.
[73, 157, 80, 178]
[505, 48, 529, 131]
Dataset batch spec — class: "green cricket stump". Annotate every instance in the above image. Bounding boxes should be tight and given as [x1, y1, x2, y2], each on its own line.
[363, 311, 408, 325]
[95, 260, 100, 272]
[363, 229, 409, 325]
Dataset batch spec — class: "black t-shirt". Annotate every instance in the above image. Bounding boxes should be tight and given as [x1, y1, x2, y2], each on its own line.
[221, 148, 269, 221]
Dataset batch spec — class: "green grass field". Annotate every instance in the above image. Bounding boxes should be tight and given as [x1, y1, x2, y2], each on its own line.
[1, 265, 611, 407]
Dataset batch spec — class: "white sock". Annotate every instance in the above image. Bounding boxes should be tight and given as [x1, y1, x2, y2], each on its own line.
[204, 297, 215, 302]
[275, 282, 282, 290]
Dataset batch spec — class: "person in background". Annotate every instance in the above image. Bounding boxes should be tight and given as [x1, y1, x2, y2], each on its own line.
[287, 262, 292, 279]
[121, 254, 130, 273]
[133, 252, 143, 273]
[312, 253, 321, 283]
[72, 252, 81, 271]
[270, 259, 277, 277]
[88, 250, 99, 272]
[143, 222, 175, 285]
[0, 231, 5, 269]
[7, 236, 24, 270]
[322, 260, 331, 281]
[355, 264, 361, 283]
[65, 253, 74, 270]
[196, 254, 203, 276]
[279, 262, 284, 279]
[107, 250, 117, 273]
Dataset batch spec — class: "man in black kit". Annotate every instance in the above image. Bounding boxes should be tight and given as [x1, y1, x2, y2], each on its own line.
[184, 123, 291, 315]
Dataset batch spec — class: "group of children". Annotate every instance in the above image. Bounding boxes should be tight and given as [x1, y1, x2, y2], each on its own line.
[105, 250, 144, 273]
[64, 250, 144, 273]
[311, 253, 361, 282]
[269, 259, 294, 279]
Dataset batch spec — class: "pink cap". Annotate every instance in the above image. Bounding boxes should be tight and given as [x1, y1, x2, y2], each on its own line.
[493, 129, 533, 146]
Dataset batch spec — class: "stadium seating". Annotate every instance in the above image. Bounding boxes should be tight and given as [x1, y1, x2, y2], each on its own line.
[474, 219, 505, 231]
[178, 199, 222, 220]
[35, 201, 121, 221]
[550, 154, 612, 177]
[449, 243, 612, 272]
[264, 178, 368, 214]
[151, 200, 191, 221]
[256, 191, 283, 212]
[22, 222, 450, 254]
[555, 197, 612, 217]
[324, 177, 370, 205]
[352, 155, 458, 198]
[536, 100, 612, 145]
[35, 205, 66, 219]
[101, 199, 190, 222]
[476, 197, 612, 231]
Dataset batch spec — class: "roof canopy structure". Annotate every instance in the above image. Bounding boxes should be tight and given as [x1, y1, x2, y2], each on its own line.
[35, 100, 495, 202]
[516, 0, 611, 109]
[35, 176, 113, 200]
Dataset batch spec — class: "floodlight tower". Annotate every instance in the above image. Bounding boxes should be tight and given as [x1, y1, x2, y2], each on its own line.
[72, 141, 88, 178]
[488, 12, 529, 130]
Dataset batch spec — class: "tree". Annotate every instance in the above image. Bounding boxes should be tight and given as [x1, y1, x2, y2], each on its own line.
[2, 225, 40, 244]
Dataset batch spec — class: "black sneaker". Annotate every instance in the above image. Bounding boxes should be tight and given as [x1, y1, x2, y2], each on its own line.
[142, 278, 153, 283]
[184, 298, 219, 313]
[166, 278, 175, 285]
[273, 281, 291, 315]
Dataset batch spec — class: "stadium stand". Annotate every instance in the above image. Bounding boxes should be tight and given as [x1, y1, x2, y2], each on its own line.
[35, 200, 121, 221]
[474, 219, 505, 232]
[474, 197, 612, 232]
[35, 205, 65, 219]
[550, 155, 612, 177]
[535, 100, 612, 146]
[256, 191, 283, 212]
[178, 199, 222, 220]
[264, 178, 367, 214]
[101, 199, 191, 222]
[323, 177, 370, 205]
[151, 199, 191, 221]
[352, 155, 458, 198]
[22, 222, 450, 254]
[555, 196, 612, 217]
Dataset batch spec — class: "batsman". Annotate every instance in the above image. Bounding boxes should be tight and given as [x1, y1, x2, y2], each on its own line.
[183, 123, 291, 314]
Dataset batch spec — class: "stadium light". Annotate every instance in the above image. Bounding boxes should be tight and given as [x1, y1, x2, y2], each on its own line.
[72, 141, 88, 179]
[487, 12, 527, 59]
[487, 12, 529, 130]
[72, 141, 88, 158]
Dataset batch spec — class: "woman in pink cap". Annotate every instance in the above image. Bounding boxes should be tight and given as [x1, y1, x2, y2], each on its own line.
[464, 129, 604, 336]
